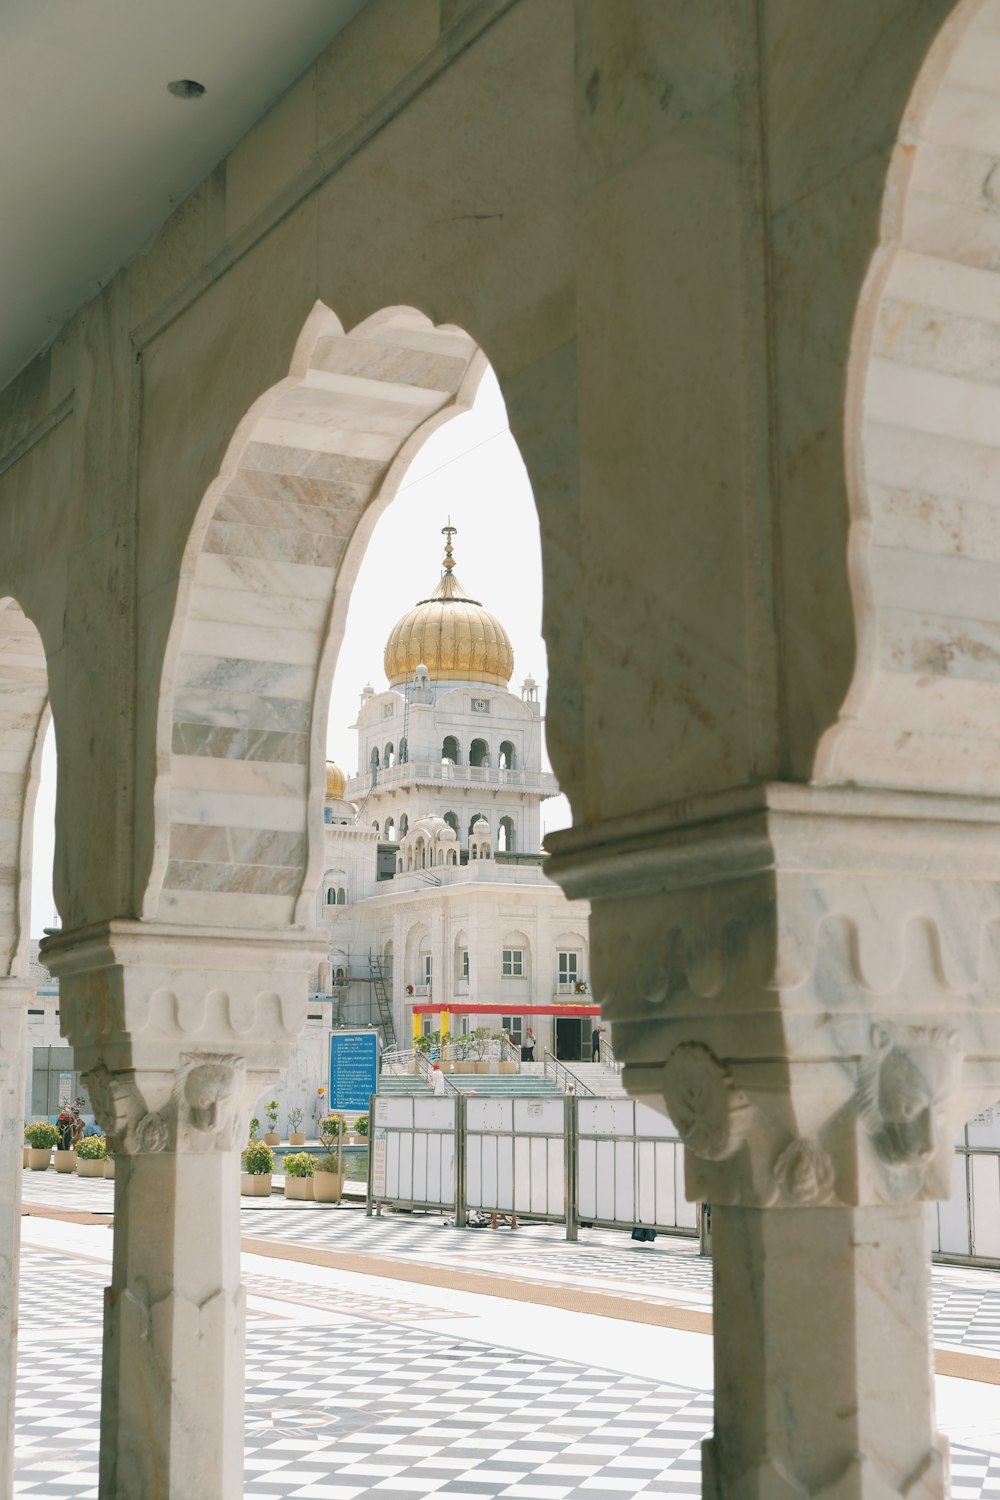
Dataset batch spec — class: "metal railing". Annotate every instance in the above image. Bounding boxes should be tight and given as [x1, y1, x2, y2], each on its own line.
[542, 1049, 595, 1096]
[599, 1037, 622, 1073]
[347, 761, 558, 798]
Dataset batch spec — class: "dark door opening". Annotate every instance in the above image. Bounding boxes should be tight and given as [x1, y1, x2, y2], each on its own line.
[555, 1017, 586, 1062]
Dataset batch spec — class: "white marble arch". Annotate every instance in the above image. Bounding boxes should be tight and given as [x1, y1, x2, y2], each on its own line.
[146, 303, 488, 931]
[819, 0, 1000, 794]
[0, 597, 47, 1500]
[0, 598, 48, 980]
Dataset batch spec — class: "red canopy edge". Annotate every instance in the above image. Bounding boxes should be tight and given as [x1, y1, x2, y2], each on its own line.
[411, 1002, 600, 1017]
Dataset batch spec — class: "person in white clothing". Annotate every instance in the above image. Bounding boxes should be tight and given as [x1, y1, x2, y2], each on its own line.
[431, 1063, 446, 1096]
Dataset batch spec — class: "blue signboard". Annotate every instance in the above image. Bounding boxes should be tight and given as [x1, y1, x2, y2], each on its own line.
[328, 1031, 379, 1111]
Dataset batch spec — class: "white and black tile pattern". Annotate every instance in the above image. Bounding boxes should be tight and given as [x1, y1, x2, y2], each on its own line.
[13, 1245, 1000, 1499]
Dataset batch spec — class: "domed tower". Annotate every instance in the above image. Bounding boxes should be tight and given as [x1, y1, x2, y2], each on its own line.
[384, 525, 515, 689]
[346, 525, 556, 858]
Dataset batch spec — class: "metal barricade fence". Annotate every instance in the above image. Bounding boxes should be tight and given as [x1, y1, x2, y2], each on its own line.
[930, 1104, 1000, 1265]
[367, 1095, 458, 1214]
[367, 1092, 698, 1241]
[576, 1096, 696, 1238]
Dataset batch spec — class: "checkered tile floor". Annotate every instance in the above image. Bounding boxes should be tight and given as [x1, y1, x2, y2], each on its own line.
[13, 1242, 1000, 1498]
[23, 1170, 1000, 1353]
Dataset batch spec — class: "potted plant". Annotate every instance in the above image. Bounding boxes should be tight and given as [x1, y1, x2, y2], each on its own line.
[283, 1151, 315, 1200]
[24, 1121, 59, 1170]
[354, 1113, 369, 1138]
[497, 1032, 518, 1075]
[471, 1027, 491, 1074]
[240, 1141, 274, 1196]
[263, 1099, 281, 1146]
[313, 1117, 345, 1203]
[247, 1116, 260, 1143]
[453, 1034, 475, 1074]
[288, 1107, 306, 1146]
[54, 1142, 77, 1172]
[75, 1135, 107, 1177]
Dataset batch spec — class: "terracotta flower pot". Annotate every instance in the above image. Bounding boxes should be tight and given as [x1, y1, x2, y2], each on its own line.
[283, 1177, 314, 1200]
[312, 1171, 343, 1203]
[76, 1157, 105, 1177]
[27, 1148, 51, 1171]
[54, 1149, 76, 1172]
[289, 1132, 306, 1145]
[240, 1173, 272, 1196]
[263, 1132, 280, 1146]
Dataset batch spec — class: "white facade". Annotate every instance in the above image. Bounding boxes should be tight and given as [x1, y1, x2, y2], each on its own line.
[315, 544, 590, 1057]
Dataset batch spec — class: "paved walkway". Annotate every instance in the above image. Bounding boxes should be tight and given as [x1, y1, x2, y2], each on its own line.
[15, 1173, 1000, 1498]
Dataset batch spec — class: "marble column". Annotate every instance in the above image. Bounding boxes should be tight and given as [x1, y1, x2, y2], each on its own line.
[0, 981, 29, 1500]
[548, 786, 1000, 1500]
[41, 921, 324, 1500]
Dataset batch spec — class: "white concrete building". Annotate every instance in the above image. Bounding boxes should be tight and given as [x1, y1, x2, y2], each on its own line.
[317, 527, 591, 1059]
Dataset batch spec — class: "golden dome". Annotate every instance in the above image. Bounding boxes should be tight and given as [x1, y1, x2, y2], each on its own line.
[384, 527, 514, 688]
[325, 760, 346, 798]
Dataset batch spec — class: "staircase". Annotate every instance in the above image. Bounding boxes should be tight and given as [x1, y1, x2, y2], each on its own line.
[556, 1061, 628, 1097]
[368, 950, 396, 1049]
[445, 1072, 563, 1098]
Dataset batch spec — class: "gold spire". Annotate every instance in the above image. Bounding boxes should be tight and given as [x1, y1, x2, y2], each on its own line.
[384, 525, 515, 688]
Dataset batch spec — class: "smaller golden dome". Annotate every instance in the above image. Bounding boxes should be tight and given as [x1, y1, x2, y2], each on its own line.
[325, 761, 346, 799]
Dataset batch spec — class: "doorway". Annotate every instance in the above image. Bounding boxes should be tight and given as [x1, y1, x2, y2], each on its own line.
[555, 1017, 587, 1062]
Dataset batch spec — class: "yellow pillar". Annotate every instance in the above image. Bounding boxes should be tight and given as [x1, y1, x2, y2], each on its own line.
[412, 1010, 421, 1044]
[440, 1010, 450, 1064]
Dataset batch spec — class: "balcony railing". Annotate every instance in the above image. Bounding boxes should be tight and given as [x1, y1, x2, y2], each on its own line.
[345, 761, 559, 799]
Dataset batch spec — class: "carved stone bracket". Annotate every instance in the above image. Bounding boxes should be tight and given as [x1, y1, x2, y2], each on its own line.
[545, 784, 1000, 1210]
[42, 919, 327, 1155]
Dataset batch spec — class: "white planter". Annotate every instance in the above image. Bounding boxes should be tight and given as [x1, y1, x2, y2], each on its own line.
[76, 1157, 106, 1177]
[263, 1132, 280, 1146]
[240, 1173, 272, 1196]
[312, 1171, 344, 1203]
[54, 1149, 76, 1172]
[283, 1177, 314, 1200]
[289, 1132, 306, 1146]
[27, 1148, 51, 1171]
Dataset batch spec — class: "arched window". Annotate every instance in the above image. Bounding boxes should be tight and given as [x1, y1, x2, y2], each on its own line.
[469, 737, 490, 767]
[399, 736, 408, 764]
[384, 817, 396, 841]
[372, 820, 379, 833]
[499, 740, 516, 770]
[335, 966, 346, 983]
[437, 848, 445, 865]
[468, 812, 484, 835]
[370, 746, 380, 777]
[449, 848, 457, 865]
[443, 811, 459, 838]
[325, 888, 336, 905]
[384, 742, 394, 767]
[442, 735, 459, 764]
[399, 813, 409, 838]
[470, 844, 478, 860]
[498, 816, 516, 853]
[336, 888, 347, 905]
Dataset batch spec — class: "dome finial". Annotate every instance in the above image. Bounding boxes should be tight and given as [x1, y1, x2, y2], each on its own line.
[442, 519, 457, 574]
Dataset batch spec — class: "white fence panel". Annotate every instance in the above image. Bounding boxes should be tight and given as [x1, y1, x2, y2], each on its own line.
[577, 1097, 690, 1231]
[371, 1095, 456, 1210]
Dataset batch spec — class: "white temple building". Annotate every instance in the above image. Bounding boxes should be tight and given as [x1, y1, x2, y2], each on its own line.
[314, 526, 592, 1061]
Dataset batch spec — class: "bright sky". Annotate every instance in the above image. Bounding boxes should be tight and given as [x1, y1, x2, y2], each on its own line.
[29, 368, 570, 935]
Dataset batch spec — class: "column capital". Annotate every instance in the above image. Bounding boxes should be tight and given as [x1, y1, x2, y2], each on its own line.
[546, 784, 1000, 1208]
[40, 919, 326, 1154]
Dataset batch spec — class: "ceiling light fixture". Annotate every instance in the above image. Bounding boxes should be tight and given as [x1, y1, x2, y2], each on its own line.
[167, 79, 206, 100]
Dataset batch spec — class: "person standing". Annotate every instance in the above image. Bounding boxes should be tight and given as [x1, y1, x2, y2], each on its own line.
[591, 1025, 603, 1063]
[522, 1027, 535, 1062]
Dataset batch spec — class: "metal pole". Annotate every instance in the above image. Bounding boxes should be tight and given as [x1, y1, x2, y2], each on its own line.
[454, 1093, 467, 1228]
[365, 1091, 375, 1215]
[565, 1094, 578, 1242]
